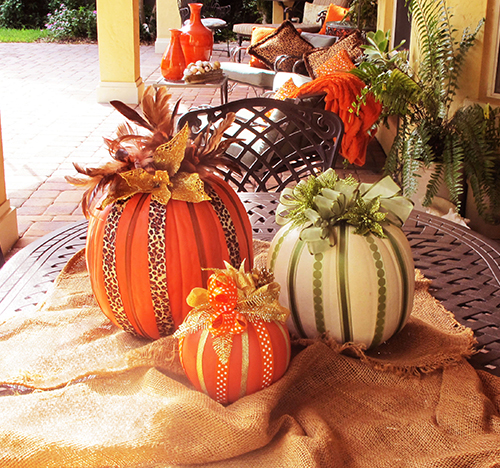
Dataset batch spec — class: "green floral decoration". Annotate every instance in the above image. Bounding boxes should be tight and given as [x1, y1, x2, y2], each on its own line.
[276, 169, 414, 254]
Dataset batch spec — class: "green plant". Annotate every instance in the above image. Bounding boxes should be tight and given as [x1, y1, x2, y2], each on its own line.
[351, 0, 499, 224]
[346, 0, 378, 30]
[45, 3, 96, 41]
[0, 0, 51, 29]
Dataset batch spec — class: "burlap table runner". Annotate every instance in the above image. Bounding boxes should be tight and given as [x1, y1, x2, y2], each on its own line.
[0, 241, 499, 467]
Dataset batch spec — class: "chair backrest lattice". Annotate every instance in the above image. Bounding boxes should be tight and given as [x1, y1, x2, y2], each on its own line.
[180, 1, 230, 24]
[177, 97, 344, 192]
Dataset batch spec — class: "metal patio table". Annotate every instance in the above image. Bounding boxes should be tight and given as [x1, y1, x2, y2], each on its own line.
[1, 193, 499, 375]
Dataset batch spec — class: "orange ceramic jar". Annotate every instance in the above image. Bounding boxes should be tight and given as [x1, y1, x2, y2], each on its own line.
[180, 3, 213, 64]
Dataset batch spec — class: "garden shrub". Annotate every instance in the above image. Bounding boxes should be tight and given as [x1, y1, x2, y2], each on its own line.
[0, 0, 51, 29]
[45, 3, 96, 41]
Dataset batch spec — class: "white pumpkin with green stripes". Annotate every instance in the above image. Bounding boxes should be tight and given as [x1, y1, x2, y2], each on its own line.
[267, 222, 415, 348]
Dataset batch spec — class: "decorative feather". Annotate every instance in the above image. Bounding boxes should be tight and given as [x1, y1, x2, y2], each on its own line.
[67, 86, 242, 216]
[110, 100, 154, 131]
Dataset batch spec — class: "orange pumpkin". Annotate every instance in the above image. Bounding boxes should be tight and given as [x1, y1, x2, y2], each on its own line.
[86, 175, 254, 339]
[176, 269, 291, 405]
[179, 319, 290, 404]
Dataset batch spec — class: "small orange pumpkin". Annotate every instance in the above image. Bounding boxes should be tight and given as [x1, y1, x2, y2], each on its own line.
[176, 267, 291, 404]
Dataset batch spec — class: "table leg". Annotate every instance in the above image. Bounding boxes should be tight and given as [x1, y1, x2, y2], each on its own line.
[222, 79, 228, 104]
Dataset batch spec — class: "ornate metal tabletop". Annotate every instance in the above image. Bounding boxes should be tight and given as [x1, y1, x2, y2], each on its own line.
[1, 193, 499, 375]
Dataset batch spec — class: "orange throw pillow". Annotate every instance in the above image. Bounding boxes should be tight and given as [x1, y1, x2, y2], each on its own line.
[249, 27, 275, 69]
[266, 78, 299, 116]
[315, 49, 355, 77]
[273, 78, 299, 100]
[319, 5, 349, 34]
[266, 78, 299, 118]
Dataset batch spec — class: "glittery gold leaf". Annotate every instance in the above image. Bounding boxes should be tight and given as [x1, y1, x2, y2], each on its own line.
[120, 168, 172, 205]
[170, 172, 211, 203]
[212, 334, 234, 365]
[153, 123, 190, 174]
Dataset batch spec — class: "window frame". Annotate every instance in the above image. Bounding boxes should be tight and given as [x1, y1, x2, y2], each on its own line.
[484, 0, 500, 100]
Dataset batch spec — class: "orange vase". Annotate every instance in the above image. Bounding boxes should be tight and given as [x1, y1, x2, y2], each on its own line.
[161, 28, 186, 81]
[180, 3, 213, 64]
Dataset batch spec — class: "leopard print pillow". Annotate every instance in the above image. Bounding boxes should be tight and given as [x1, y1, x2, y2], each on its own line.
[304, 30, 364, 78]
[248, 20, 314, 73]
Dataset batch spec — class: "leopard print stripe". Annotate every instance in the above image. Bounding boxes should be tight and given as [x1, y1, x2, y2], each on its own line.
[206, 185, 241, 268]
[148, 200, 174, 336]
[102, 200, 136, 334]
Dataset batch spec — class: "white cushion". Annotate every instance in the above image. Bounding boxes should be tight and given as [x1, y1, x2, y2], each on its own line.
[220, 62, 276, 89]
[303, 3, 327, 24]
[272, 72, 312, 92]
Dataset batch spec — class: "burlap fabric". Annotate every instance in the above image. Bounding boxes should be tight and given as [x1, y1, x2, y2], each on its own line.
[1, 241, 500, 467]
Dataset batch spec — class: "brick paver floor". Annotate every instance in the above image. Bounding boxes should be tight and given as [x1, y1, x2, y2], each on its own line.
[0, 41, 383, 261]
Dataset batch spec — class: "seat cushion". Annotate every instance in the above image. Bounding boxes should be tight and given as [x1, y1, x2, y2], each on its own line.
[303, 3, 328, 24]
[247, 21, 315, 72]
[233, 23, 282, 37]
[233, 21, 320, 38]
[201, 18, 227, 29]
[272, 72, 312, 92]
[301, 32, 338, 48]
[220, 62, 276, 89]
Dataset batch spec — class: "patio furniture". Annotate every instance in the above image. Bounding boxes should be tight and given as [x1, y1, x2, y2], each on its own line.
[221, 30, 337, 91]
[176, 97, 344, 191]
[232, 0, 347, 47]
[153, 74, 229, 105]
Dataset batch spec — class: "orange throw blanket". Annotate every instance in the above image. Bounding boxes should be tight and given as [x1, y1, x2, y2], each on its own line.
[290, 72, 382, 166]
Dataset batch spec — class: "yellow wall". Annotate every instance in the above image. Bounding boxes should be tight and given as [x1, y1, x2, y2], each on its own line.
[0, 115, 18, 255]
[440, 0, 489, 109]
[96, 0, 144, 104]
[155, 0, 182, 54]
[378, 0, 498, 108]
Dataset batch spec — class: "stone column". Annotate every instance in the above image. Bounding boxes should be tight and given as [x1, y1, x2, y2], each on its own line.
[96, 0, 144, 104]
[0, 114, 18, 256]
[155, 0, 182, 54]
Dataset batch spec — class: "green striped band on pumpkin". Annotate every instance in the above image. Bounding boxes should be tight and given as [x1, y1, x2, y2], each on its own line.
[288, 238, 308, 338]
[269, 224, 295, 273]
[365, 235, 387, 348]
[384, 229, 413, 334]
[337, 223, 352, 343]
[148, 200, 174, 337]
[102, 200, 136, 335]
[313, 253, 326, 334]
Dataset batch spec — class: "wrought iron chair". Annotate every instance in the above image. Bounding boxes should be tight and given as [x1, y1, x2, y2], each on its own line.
[177, 97, 344, 192]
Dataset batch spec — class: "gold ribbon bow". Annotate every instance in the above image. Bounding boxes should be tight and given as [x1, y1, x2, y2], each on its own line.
[174, 262, 290, 364]
[102, 124, 210, 208]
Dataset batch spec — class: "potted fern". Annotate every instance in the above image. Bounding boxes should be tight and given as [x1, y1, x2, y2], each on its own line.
[351, 0, 500, 225]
